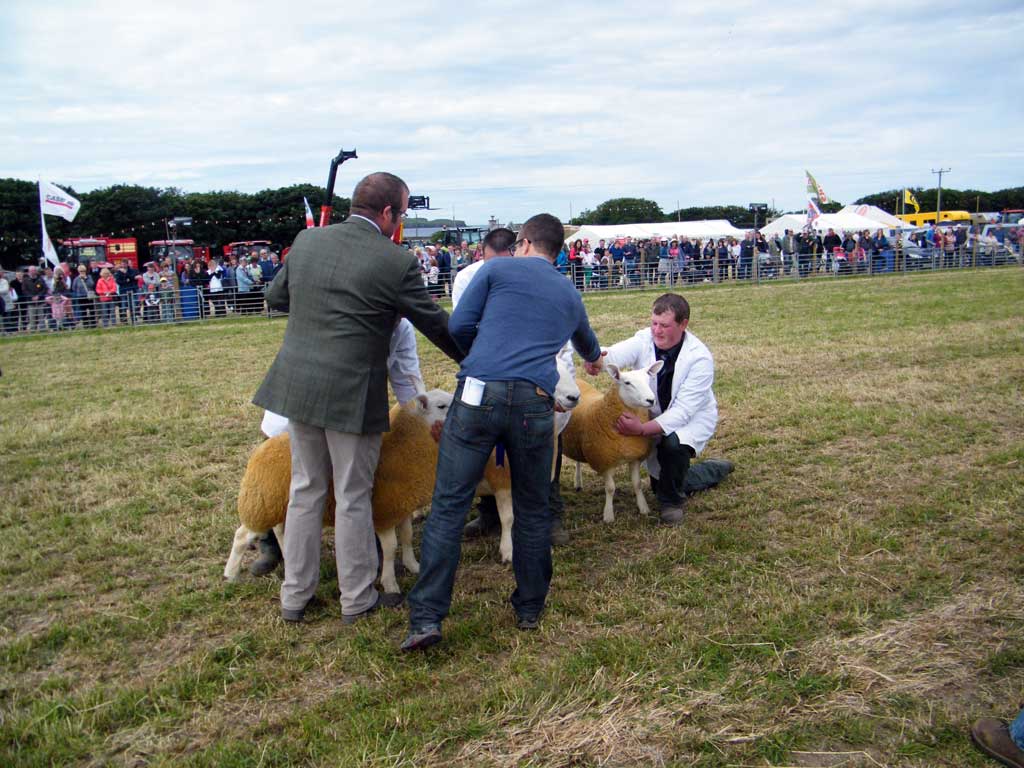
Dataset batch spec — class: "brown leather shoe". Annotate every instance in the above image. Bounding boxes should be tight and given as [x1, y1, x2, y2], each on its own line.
[971, 718, 1024, 768]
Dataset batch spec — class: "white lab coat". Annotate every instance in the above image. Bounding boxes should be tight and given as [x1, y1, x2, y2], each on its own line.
[603, 328, 718, 475]
[261, 318, 424, 437]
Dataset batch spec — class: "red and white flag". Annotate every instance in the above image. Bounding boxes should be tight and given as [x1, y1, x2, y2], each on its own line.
[807, 198, 822, 224]
[39, 180, 81, 222]
[303, 196, 315, 229]
[38, 180, 81, 266]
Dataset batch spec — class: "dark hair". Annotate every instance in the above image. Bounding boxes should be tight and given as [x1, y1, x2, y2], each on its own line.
[483, 227, 515, 254]
[350, 172, 409, 222]
[652, 293, 690, 323]
[517, 213, 564, 258]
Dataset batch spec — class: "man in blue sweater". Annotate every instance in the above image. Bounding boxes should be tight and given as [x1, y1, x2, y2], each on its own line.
[402, 213, 602, 651]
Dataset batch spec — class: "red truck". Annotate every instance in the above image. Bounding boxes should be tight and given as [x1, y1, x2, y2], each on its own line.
[148, 239, 211, 265]
[60, 237, 139, 269]
[223, 240, 274, 259]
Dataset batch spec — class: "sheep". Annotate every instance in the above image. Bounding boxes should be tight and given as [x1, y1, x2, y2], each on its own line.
[224, 358, 580, 592]
[223, 389, 453, 598]
[475, 354, 581, 563]
[560, 361, 664, 523]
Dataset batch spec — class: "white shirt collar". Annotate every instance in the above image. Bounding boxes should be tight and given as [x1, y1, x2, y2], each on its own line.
[349, 214, 382, 235]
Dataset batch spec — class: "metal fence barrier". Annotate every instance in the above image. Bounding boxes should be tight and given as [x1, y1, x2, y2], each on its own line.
[1, 286, 268, 335]
[3, 241, 1020, 337]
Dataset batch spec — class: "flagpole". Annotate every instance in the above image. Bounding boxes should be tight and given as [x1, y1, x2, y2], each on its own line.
[38, 180, 59, 267]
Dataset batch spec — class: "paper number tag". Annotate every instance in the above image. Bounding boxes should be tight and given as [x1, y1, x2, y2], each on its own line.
[461, 377, 485, 406]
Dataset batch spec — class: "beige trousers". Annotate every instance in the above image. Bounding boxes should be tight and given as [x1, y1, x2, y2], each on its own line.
[280, 421, 382, 616]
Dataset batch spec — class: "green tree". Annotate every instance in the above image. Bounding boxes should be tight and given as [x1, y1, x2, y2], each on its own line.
[573, 197, 664, 225]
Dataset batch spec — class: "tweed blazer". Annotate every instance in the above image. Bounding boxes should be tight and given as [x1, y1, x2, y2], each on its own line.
[253, 217, 461, 434]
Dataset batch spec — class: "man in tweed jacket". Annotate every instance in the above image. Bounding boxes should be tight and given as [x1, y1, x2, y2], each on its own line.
[254, 171, 462, 625]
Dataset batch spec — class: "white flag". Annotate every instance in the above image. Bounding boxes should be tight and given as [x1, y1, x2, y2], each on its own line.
[39, 180, 81, 222]
[40, 220, 60, 266]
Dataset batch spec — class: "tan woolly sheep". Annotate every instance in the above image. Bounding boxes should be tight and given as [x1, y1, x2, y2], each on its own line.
[223, 390, 453, 596]
[561, 362, 664, 522]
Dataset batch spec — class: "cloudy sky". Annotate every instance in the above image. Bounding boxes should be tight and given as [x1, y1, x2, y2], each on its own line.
[2, 0, 1022, 225]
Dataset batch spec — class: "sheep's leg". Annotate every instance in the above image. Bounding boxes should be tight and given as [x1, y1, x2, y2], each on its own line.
[574, 461, 583, 491]
[602, 471, 616, 523]
[224, 524, 260, 581]
[630, 461, 650, 516]
[377, 527, 400, 595]
[495, 488, 514, 564]
[273, 522, 285, 553]
[398, 515, 419, 575]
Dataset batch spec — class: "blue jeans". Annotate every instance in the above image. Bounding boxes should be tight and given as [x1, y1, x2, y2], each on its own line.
[408, 380, 555, 630]
[1012, 708, 1024, 750]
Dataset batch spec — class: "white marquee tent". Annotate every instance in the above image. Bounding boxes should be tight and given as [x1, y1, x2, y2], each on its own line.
[760, 211, 892, 237]
[565, 220, 747, 245]
[838, 204, 907, 229]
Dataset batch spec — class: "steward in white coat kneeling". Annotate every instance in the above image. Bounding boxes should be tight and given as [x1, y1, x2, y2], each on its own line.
[584, 292, 727, 525]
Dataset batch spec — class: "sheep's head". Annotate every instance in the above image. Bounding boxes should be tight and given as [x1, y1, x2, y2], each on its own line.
[554, 356, 581, 411]
[606, 361, 663, 409]
[412, 389, 453, 442]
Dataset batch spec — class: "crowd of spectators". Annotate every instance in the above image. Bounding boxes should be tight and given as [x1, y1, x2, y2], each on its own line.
[2, 225, 1019, 335]
[0, 246, 282, 333]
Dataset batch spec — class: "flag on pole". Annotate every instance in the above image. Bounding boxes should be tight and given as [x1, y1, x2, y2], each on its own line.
[40, 220, 60, 266]
[303, 196, 315, 228]
[39, 180, 81, 222]
[805, 170, 829, 204]
[807, 198, 822, 224]
[903, 188, 920, 213]
[38, 180, 81, 266]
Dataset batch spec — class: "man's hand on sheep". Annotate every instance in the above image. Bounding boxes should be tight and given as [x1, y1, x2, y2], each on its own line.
[430, 420, 443, 443]
[615, 412, 645, 437]
[583, 351, 607, 376]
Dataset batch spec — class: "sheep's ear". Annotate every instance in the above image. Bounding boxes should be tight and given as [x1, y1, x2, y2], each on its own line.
[606, 363, 621, 381]
[647, 360, 665, 376]
[415, 393, 429, 411]
[412, 376, 427, 397]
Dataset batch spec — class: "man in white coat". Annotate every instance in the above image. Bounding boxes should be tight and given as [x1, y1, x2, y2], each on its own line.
[584, 293, 719, 525]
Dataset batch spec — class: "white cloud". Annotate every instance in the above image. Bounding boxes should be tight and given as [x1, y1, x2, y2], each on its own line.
[0, 0, 1021, 224]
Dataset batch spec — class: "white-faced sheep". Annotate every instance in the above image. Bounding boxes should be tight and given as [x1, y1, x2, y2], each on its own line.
[223, 389, 453, 597]
[560, 362, 664, 523]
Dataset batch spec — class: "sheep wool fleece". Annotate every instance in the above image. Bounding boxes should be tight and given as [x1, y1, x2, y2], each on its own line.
[561, 379, 651, 474]
[235, 401, 441, 535]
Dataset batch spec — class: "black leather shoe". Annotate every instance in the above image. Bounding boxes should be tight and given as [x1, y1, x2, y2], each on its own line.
[280, 595, 319, 624]
[400, 625, 442, 651]
[550, 518, 570, 547]
[250, 530, 283, 577]
[341, 593, 383, 625]
[516, 614, 540, 631]
[463, 516, 499, 540]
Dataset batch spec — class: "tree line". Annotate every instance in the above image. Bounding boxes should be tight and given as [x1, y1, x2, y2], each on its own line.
[0, 178, 351, 269]
[3, 176, 1022, 269]
[570, 187, 1024, 226]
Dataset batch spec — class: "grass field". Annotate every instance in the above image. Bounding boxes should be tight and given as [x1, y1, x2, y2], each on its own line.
[2, 269, 1023, 767]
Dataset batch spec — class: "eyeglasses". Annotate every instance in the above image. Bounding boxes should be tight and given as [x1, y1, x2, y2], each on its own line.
[513, 237, 527, 252]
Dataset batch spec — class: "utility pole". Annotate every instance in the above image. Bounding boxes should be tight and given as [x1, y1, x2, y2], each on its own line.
[932, 167, 951, 224]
